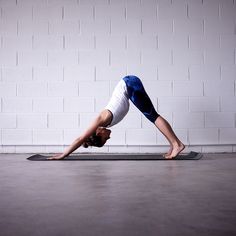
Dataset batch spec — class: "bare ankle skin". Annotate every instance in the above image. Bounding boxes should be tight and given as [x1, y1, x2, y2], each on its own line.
[163, 146, 173, 158]
[165, 142, 185, 159]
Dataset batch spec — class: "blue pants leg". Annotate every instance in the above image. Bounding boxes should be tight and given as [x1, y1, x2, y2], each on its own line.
[123, 75, 159, 123]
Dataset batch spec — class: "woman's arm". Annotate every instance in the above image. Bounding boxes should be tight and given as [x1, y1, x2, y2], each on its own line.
[48, 110, 112, 160]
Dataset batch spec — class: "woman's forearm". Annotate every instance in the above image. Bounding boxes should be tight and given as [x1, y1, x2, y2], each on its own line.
[62, 137, 83, 157]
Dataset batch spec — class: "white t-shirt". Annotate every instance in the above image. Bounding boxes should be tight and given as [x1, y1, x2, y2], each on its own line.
[105, 80, 130, 127]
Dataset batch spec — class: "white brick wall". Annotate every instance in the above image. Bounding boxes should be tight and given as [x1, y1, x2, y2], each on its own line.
[2, 67, 32, 82]
[48, 113, 79, 129]
[0, 0, 236, 153]
[33, 129, 63, 145]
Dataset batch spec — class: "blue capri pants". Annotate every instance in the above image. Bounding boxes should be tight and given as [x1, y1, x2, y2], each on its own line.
[123, 75, 160, 123]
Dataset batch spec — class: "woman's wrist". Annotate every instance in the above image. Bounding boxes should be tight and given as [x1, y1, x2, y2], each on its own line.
[62, 153, 69, 158]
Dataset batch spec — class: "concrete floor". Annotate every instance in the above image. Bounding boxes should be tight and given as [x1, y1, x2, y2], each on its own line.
[0, 153, 236, 236]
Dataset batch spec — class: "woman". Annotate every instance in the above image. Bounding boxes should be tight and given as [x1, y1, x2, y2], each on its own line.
[49, 75, 185, 160]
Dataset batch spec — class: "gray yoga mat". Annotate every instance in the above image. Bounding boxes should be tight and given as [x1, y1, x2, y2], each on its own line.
[27, 152, 202, 161]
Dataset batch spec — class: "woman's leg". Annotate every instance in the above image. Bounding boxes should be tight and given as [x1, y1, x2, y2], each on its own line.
[155, 116, 185, 158]
[123, 76, 185, 158]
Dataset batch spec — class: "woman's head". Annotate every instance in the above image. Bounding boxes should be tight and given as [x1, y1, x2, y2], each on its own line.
[83, 127, 111, 148]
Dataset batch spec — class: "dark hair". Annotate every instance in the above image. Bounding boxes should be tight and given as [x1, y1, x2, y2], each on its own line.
[83, 133, 103, 148]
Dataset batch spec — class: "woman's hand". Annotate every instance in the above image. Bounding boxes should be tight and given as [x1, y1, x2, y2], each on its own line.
[47, 153, 67, 160]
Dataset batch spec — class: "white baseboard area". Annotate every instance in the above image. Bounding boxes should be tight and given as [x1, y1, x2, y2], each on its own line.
[0, 145, 235, 154]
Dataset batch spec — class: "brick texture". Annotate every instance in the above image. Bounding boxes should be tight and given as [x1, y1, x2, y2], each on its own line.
[0, 0, 235, 151]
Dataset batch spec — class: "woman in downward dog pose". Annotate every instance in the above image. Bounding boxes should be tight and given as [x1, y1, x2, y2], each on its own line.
[49, 75, 185, 160]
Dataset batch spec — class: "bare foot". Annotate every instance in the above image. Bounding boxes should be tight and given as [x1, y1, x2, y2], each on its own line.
[165, 143, 185, 159]
[163, 146, 173, 158]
